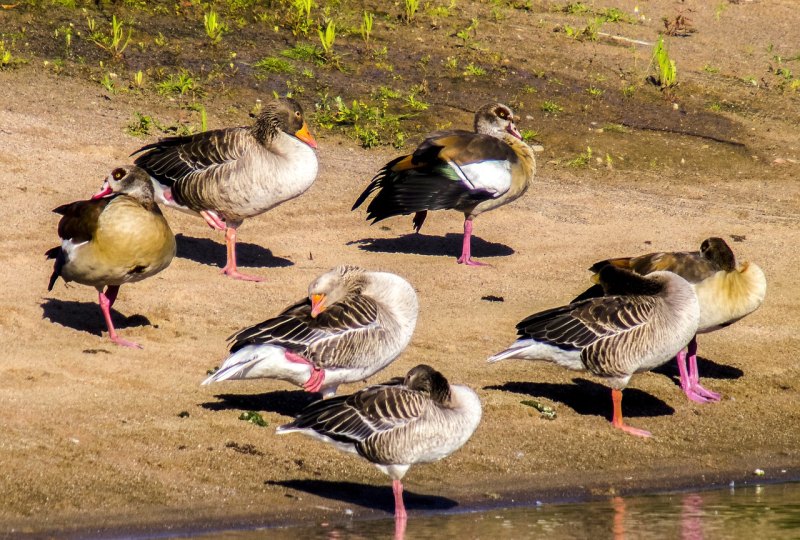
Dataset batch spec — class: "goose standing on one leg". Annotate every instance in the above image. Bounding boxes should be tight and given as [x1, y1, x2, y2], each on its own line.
[352, 103, 536, 266]
[202, 266, 418, 397]
[572, 238, 767, 403]
[277, 364, 482, 530]
[489, 266, 700, 437]
[45, 166, 176, 349]
[131, 98, 318, 282]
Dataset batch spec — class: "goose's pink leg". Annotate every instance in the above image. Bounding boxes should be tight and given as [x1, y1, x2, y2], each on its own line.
[98, 286, 142, 349]
[200, 209, 226, 231]
[285, 351, 326, 393]
[687, 338, 721, 401]
[392, 479, 407, 519]
[611, 389, 651, 437]
[220, 226, 264, 282]
[457, 218, 489, 266]
[677, 337, 720, 403]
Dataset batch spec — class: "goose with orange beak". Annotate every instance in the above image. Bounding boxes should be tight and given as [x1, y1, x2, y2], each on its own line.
[132, 98, 318, 281]
[203, 266, 419, 397]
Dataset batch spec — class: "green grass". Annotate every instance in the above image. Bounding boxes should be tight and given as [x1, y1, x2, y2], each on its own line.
[652, 35, 677, 89]
[314, 95, 411, 149]
[87, 14, 131, 59]
[204, 9, 227, 45]
[361, 11, 373, 44]
[540, 100, 563, 114]
[404, 0, 420, 23]
[568, 146, 593, 167]
[463, 63, 486, 76]
[157, 71, 200, 97]
[254, 57, 295, 74]
[281, 43, 325, 65]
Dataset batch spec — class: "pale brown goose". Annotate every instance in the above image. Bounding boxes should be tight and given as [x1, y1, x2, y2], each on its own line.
[46, 166, 176, 349]
[489, 266, 699, 437]
[202, 266, 418, 397]
[352, 103, 536, 266]
[277, 364, 482, 523]
[573, 238, 767, 403]
[131, 98, 318, 281]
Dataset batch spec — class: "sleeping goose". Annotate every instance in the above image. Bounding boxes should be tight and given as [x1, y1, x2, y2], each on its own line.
[131, 98, 318, 282]
[488, 266, 699, 437]
[202, 266, 418, 397]
[572, 238, 767, 403]
[277, 364, 482, 522]
[352, 102, 536, 266]
[45, 166, 176, 349]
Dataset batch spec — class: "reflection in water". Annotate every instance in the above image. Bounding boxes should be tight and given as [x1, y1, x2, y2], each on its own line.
[191, 482, 800, 540]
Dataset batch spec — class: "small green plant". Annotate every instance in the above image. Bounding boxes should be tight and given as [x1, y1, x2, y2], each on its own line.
[254, 57, 295, 74]
[291, 0, 314, 35]
[622, 83, 636, 98]
[602, 123, 629, 133]
[406, 93, 428, 110]
[318, 20, 336, 59]
[157, 71, 200, 97]
[131, 69, 144, 89]
[586, 86, 603, 98]
[521, 399, 556, 420]
[456, 18, 479, 47]
[444, 56, 458, 71]
[204, 10, 227, 45]
[520, 129, 539, 143]
[540, 100, 563, 114]
[463, 63, 486, 76]
[568, 146, 593, 167]
[361, 11, 374, 44]
[651, 35, 677, 89]
[281, 43, 325, 64]
[404, 0, 420, 23]
[127, 112, 155, 136]
[199, 105, 208, 131]
[100, 72, 116, 94]
[702, 64, 720, 74]
[87, 15, 132, 60]
[0, 41, 16, 69]
[314, 95, 409, 149]
[154, 32, 167, 47]
[238, 411, 268, 427]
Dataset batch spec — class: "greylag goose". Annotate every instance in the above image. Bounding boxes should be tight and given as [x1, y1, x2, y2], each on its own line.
[352, 103, 536, 266]
[573, 238, 766, 403]
[202, 266, 418, 397]
[277, 364, 482, 522]
[46, 166, 176, 349]
[131, 98, 318, 281]
[489, 266, 699, 437]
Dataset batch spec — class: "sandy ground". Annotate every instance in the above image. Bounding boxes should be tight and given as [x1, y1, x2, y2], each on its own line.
[2, 3, 800, 534]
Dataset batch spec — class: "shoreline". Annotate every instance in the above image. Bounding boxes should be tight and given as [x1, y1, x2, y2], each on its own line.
[10, 463, 798, 538]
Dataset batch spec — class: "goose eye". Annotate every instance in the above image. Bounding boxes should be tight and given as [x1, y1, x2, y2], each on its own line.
[295, 111, 302, 118]
[112, 168, 125, 180]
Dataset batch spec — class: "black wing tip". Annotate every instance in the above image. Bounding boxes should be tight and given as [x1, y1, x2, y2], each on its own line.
[597, 265, 663, 296]
[570, 283, 605, 304]
[45, 247, 63, 291]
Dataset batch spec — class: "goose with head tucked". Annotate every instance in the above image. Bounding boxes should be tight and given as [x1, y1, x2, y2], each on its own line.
[489, 265, 699, 437]
[277, 364, 482, 526]
[131, 98, 318, 281]
[202, 266, 419, 397]
[572, 237, 766, 403]
[352, 102, 536, 266]
[45, 166, 176, 349]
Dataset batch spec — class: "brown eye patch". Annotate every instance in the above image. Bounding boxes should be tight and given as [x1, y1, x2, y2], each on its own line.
[112, 168, 126, 180]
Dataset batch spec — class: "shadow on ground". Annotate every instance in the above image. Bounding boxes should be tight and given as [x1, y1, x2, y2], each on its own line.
[266, 479, 458, 514]
[41, 298, 151, 337]
[348, 232, 514, 259]
[175, 233, 293, 269]
[200, 390, 318, 418]
[486, 378, 674, 420]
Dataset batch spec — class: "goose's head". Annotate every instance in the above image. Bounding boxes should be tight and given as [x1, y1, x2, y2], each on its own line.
[253, 98, 317, 149]
[91, 166, 154, 202]
[405, 364, 451, 404]
[700, 237, 736, 271]
[308, 265, 367, 318]
[474, 102, 522, 141]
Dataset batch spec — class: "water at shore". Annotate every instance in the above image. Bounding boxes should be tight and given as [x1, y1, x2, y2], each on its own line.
[187, 482, 800, 539]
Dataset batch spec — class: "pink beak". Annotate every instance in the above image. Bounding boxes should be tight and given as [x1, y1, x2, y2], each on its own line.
[91, 180, 113, 199]
[506, 122, 523, 141]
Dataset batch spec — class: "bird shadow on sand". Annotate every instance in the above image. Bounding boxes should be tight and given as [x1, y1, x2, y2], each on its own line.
[41, 298, 151, 337]
[653, 356, 744, 385]
[486, 378, 674, 420]
[266, 479, 458, 515]
[200, 390, 318, 418]
[175, 233, 293, 269]
[348, 232, 514, 259]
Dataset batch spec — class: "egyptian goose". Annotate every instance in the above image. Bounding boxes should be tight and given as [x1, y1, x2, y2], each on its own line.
[202, 266, 419, 397]
[131, 98, 318, 281]
[573, 237, 767, 403]
[489, 266, 699, 437]
[352, 103, 536, 266]
[278, 364, 482, 525]
[45, 166, 176, 349]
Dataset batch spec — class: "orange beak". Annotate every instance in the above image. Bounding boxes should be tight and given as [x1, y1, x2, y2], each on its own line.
[295, 122, 318, 149]
[310, 293, 326, 318]
[91, 180, 113, 199]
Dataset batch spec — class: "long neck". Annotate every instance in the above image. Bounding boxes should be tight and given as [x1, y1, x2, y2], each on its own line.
[502, 134, 536, 188]
[363, 272, 419, 328]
